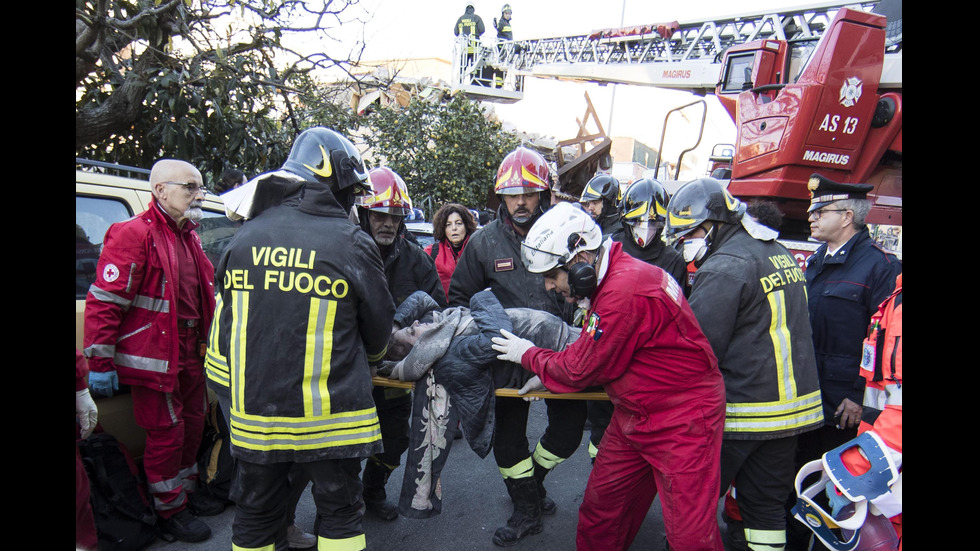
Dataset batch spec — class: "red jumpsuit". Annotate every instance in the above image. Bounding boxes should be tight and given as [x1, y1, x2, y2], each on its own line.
[522, 243, 727, 550]
[84, 199, 215, 517]
[843, 273, 902, 548]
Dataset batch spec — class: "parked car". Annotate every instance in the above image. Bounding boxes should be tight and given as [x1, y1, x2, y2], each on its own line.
[405, 220, 435, 250]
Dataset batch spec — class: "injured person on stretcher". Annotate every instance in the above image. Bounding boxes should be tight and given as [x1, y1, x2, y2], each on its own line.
[377, 289, 580, 519]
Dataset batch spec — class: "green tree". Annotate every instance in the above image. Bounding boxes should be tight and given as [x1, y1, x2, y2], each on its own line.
[363, 94, 521, 215]
[76, 0, 368, 179]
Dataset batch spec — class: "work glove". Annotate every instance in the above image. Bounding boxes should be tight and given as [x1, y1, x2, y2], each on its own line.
[492, 329, 534, 365]
[517, 375, 545, 402]
[76, 388, 99, 439]
[89, 370, 119, 398]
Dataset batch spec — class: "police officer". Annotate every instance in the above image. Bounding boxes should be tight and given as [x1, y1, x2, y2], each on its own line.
[666, 177, 823, 551]
[448, 147, 587, 547]
[357, 167, 447, 520]
[206, 127, 395, 551]
[579, 174, 622, 237]
[791, 174, 901, 548]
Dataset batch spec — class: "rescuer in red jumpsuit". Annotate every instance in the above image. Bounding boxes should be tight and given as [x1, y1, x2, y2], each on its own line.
[492, 202, 726, 550]
[84, 159, 221, 542]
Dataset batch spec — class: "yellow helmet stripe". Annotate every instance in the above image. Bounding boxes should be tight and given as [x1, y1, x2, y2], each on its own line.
[520, 165, 546, 188]
[303, 145, 333, 178]
[496, 166, 514, 188]
[624, 201, 649, 219]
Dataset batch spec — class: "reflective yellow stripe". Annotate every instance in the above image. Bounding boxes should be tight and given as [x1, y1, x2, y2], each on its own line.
[231, 290, 249, 413]
[230, 408, 381, 452]
[233, 544, 275, 551]
[499, 456, 534, 479]
[533, 442, 564, 470]
[305, 298, 336, 417]
[588, 440, 599, 460]
[205, 295, 230, 387]
[725, 390, 823, 433]
[318, 533, 365, 551]
[766, 290, 797, 401]
[745, 528, 785, 549]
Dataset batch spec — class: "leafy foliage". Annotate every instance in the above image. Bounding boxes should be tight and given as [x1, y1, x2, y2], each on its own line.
[76, 1, 522, 206]
[76, 0, 367, 181]
[362, 95, 521, 214]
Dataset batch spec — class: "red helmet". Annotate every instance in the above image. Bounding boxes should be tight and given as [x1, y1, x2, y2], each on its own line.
[360, 167, 413, 216]
[494, 147, 551, 195]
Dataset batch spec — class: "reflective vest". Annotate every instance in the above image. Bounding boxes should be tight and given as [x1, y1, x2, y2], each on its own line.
[858, 273, 902, 449]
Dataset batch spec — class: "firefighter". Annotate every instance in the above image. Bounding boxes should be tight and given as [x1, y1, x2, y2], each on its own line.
[666, 177, 823, 551]
[579, 174, 622, 237]
[612, 177, 688, 285]
[357, 167, 446, 520]
[495, 4, 513, 41]
[491, 201, 726, 550]
[448, 147, 587, 547]
[454, 2, 486, 75]
[584, 177, 690, 463]
[85, 159, 222, 542]
[206, 126, 395, 551]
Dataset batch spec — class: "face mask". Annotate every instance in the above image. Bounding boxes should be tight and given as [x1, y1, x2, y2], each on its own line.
[628, 220, 663, 248]
[681, 238, 708, 263]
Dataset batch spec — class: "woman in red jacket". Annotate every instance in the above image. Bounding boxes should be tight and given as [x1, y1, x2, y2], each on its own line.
[426, 203, 479, 297]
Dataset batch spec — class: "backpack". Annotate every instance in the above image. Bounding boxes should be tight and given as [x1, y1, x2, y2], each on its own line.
[196, 401, 235, 503]
[78, 431, 159, 551]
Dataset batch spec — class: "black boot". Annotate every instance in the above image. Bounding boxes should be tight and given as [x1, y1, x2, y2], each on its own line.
[362, 458, 398, 521]
[492, 478, 543, 547]
[532, 461, 557, 515]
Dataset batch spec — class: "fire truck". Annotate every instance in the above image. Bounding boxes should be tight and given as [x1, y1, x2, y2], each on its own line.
[452, 0, 902, 262]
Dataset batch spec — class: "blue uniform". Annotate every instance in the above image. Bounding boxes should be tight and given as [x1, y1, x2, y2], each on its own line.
[805, 230, 901, 424]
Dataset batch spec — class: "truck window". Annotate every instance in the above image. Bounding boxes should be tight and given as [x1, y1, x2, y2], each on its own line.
[76, 195, 133, 299]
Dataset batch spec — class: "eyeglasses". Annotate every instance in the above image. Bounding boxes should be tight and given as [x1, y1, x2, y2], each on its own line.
[808, 208, 847, 220]
[161, 181, 210, 195]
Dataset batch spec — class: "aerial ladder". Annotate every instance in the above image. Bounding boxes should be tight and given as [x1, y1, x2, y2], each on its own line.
[452, 0, 902, 248]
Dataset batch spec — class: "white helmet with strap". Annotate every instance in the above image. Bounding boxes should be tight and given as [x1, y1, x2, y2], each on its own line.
[521, 202, 602, 274]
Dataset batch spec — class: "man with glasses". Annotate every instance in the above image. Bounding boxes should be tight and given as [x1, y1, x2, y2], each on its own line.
[84, 159, 222, 542]
[794, 174, 902, 490]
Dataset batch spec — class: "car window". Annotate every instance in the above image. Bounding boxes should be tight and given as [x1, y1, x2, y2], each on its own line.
[197, 210, 241, 269]
[76, 195, 133, 299]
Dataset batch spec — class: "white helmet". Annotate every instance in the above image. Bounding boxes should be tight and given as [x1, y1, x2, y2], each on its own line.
[521, 202, 602, 274]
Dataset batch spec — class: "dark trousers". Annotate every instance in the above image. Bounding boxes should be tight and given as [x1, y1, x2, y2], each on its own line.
[720, 436, 799, 532]
[371, 387, 412, 468]
[493, 396, 587, 475]
[231, 458, 364, 550]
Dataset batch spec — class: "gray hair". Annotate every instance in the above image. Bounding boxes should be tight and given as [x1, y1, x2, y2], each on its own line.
[836, 198, 870, 228]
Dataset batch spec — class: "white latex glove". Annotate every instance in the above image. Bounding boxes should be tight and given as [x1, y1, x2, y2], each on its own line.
[75, 388, 99, 439]
[492, 329, 534, 365]
[518, 375, 545, 402]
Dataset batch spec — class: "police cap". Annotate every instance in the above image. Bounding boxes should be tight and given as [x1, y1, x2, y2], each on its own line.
[807, 174, 873, 213]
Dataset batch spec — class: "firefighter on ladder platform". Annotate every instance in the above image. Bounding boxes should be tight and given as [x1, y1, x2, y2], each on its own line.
[454, 2, 485, 84]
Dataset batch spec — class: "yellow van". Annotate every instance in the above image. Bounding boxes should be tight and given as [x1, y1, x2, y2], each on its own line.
[75, 159, 239, 457]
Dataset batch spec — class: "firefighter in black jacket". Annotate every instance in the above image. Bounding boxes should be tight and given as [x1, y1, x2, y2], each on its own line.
[357, 167, 446, 521]
[206, 127, 395, 551]
[448, 147, 586, 547]
[666, 178, 822, 551]
[579, 174, 622, 237]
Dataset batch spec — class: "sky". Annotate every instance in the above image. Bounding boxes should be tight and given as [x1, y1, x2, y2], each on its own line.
[319, 0, 843, 180]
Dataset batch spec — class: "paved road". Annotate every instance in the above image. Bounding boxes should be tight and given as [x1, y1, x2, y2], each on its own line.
[149, 400, 735, 550]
